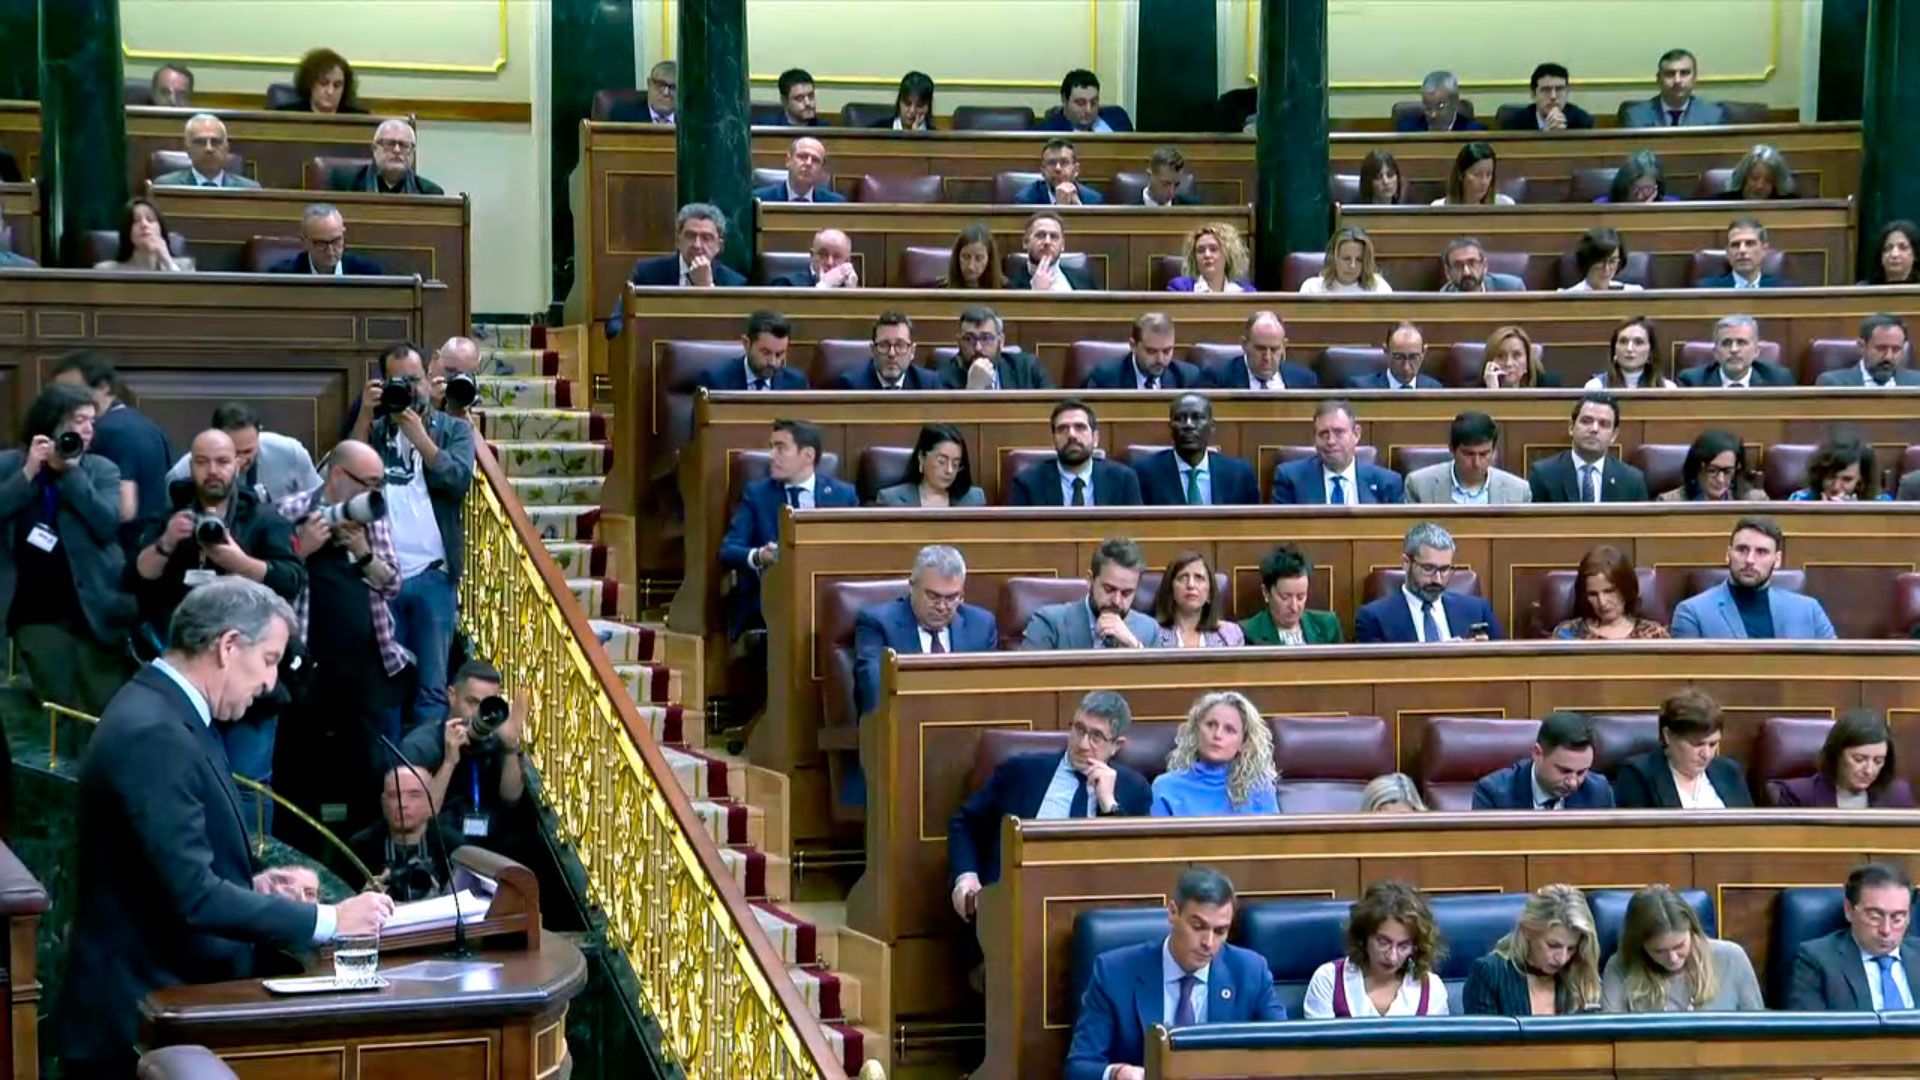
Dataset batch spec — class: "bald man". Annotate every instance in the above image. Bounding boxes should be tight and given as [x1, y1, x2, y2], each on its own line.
[754, 136, 846, 203]
[429, 336, 482, 419]
[346, 765, 462, 901]
[153, 113, 260, 189]
[326, 118, 444, 196]
[770, 228, 860, 288]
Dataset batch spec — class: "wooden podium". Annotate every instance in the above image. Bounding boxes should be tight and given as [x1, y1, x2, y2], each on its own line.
[140, 849, 585, 1079]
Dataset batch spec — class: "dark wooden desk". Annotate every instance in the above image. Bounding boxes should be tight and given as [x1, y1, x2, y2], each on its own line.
[142, 930, 585, 1079]
[0, 841, 48, 1080]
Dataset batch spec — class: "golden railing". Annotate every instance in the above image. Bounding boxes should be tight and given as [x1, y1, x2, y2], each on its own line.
[460, 441, 850, 1079]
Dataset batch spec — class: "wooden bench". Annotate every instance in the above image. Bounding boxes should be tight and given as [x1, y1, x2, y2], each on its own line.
[0, 180, 38, 264]
[0, 269, 438, 452]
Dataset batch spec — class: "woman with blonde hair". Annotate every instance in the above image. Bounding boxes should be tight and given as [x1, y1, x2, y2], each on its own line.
[1361, 773, 1428, 813]
[1601, 885, 1763, 1011]
[1305, 881, 1450, 1017]
[1463, 884, 1602, 1015]
[1300, 226, 1393, 294]
[1481, 325, 1557, 388]
[1167, 222, 1252, 293]
[1151, 691, 1279, 816]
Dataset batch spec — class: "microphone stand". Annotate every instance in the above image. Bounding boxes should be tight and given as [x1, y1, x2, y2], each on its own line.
[377, 731, 475, 959]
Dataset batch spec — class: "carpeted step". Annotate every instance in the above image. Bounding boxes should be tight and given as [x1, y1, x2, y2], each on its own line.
[479, 348, 560, 378]
[565, 577, 619, 618]
[787, 965, 858, 1024]
[510, 476, 606, 507]
[613, 662, 682, 706]
[543, 541, 606, 579]
[471, 323, 543, 351]
[690, 797, 766, 849]
[590, 619, 658, 663]
[477, 409, 606, 443]
[660, 745, 737, 801]
[524, 505, 600, 542]
[477, 376, 569, 410]
[635, 704, 701, 748]
[752, 902, 818, 966]
[492, 441, 611, 478]
[820, 1024, 875, 1077]
[715, 845, 789, 901]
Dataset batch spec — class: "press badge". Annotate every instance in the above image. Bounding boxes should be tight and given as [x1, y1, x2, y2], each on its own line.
[183, 568, 218, 588]
[462, 814, 490, 837]
[25, 525, 56, 552]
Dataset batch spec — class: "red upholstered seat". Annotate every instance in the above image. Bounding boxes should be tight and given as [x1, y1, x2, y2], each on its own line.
[812, 338, 878, 385]
[1388, 445, 1450, 477]
[997, 577, 1091, 649]
[660, 340, 743, 458]
[755, 251, 811, 285]
[751, 166, 789, 190]
[148, 149, 247, 182]
[1418, 716, 1540, 811]
[1569, 166, 1621, 203]
[1149, 254, 1184, 292]
[749, 103, 784, 125]
[1066, 340, 1134, 388]
[855, 446, 914, 503]
[967, 730, 1071, 794]
[1688, 248, 1791, 287]
[1750, 716, 1834, 805]
[240, 235, 303, 273]
[1890, 572, 1920, 638]
[1803, 338, 1864, 382]
[590, 89, 643, 121]
[1760, 443, 1816, 499]
[993, 171, 1043, 204]
[1803, 566, 1906, 639]
[838, 102, 896, 128]
[1588, 714, 1660, 778]
[1517, 566, 1665, 639]
[1629, 444, 1690, 499]
[1281, 253, 1325, 292]
[854, 174, 944, 203]
[1500, 176, 1550, 205]
[1318, 346, 1389, 389]
[1109, 171, 1197, 207]
[900, 246, 950, 288]
[724, 449, 842, 524]
[952, 105, 1034, 131]
[1329, 174, 1362, 204]
[1186, 342, 1242, 369]
[1363, 568, 1480, 604]
[1444, 340, 1546, 389]
[1271, 716, 1394, 813]
[1692, 168, 1736, 199]
[820, 577, 912, 733]
[304, 156, 370, 191]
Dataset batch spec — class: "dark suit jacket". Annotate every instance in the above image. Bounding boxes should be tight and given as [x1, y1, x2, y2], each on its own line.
[853, 596, 999, 715]
[751, 181, 847, 204]
[1499, 103, 1596, 130]
[606, 253, 750, 338]
[933, 350, 1053, 390]
[1463, 953, 1578, 1015]
[1697, 273, 1787, 289]
[767, 269, 819, 288]
[1080, 353, 1202, 390]
[1271, 456, 1405, 505]
[832, 361, 941, 391]
[718, 475, 857, 635]
[1775, 772, 1919, 808]
[1787, 928, 1920, 1011]
[1394, 112, 1486, 133]
[268, 251, 386, 276]
[0, 452, 138, 650]
[1011, 178, 1106, 205]
[1613, 749, 1754, 809]
[1133, 449, 1260, 506]
[1202, 354, 1320, 391]
[1355, 590, 1503, 644]
[695, 357, 811, 392]
[1066, 939, 1284, 1080]
[1345, 370, 1444, 390]
[56, 664, 319, 1065]
[1038, 104, 1136, 133]
[328, 162, 444, 196]
[948, 750, 1150, 885]
[1469, 758, 1615, 810]
[1007, 458, 1143, 507]
[1674, 359, 1798, 387]
[1006, 260, 1097, 290]
[1527, 452, 1651, 503]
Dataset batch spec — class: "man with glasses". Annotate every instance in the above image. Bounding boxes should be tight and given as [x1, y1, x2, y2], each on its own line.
[1787, 861, 1919, 1010]
[1347, 322, 1443, 390]
[1354, 522, 1501, 643]
[270, 203, 386, 276]
[327, 118, 443, 196]
[835, 312, 939, 390]
[153, 113, 259, 188]
[852, 544, 998, 717]
[769, 228, 859, 288]
[1439, 237, 1523, 293]
[606, 60, 678, 123]
[936, 305, 1053, 389]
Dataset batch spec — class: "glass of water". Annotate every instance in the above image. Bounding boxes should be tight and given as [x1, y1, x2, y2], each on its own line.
[332, 930, 381, 988]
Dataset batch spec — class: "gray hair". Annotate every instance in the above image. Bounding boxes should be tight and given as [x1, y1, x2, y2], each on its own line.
[1441, 236, 1485, 264]
[958, 305, 1004, 335]
[675, 202, 728, 239]
[909, 543, 966, 583]
[1361, 772, 1429, 812]
[167, 577, 297, 655]
[649, 59, 677, 80]
[1076, 689, 1133, 737]
[1174, 866, 1236, 910]
[301, 202, 341, 227]
[183, 112, 226, 138]
[1403, 522, 1456, 558]
[1713, 314, 1759, 339]
[1421, 70, 1459, 95]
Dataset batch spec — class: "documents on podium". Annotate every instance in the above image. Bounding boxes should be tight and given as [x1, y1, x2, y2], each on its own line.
[376, 845, 543, 953]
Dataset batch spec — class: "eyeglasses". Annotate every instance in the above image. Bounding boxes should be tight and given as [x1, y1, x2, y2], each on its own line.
[345, 470, 384, 491]
[960, 333, 1001, 346]
[1068, 720, 1115, 746]
[649, 78, 677, 92]
[1702, 464, 1739, 479]
[873, 340, 914, 354]
[1412, 562, 1455, 576]
[308, 234, 347, 250]
[374, 138, 416, 152]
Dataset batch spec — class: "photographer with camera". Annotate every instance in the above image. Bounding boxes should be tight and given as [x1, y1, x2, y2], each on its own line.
[346, 764, 464, 902]
[347, 342, 475, 732]
[429, 336, 482, 422]
[399, 659, 534, 861]
[0, 384, 138, 714]
[167, 402, 322, 507]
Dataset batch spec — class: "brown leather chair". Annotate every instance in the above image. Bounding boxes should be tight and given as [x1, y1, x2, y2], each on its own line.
[1418, 716, 1540, 811]
[1444, 340, 1546, 389]
[1493, 104, 1528, 128]
[1271, 715, 1394, 813]
[900, 246, 951, 287]
[1691, 168, 1737, 199]
[138, 1046, 239, 1080]
[1388, 445, 1449, 477]
[148, 149, 248, 183]
[1803, 566, 1903, 639]
[1554, 248, 1652, 289]
[1149, 254, 1185, 292]
[1688, 248, 1791, 287]
[590, 89, 644, 120]
[813, 339, 878, 388]
[1363, 568, 1480, 604]
[856, 446, 914, 503]
[1490, 250, 1554, 290]
[1120, 445, 1171, 472]
[952, 105, 1035, 131]
[1281, 252, 1325, 292]
[1803, 338, 1865, 382]
[304, 156, 371, 191]
[661, 340, 748, 456]
[1330, 174, 1362, 204]
[993, 171, 1044, 204]
[1517, 566, 1665, 639]
[966, 729, 1071, 796]
[997, 576, 1091, 649]
[1675, 340, 1785, 380]
[1186, 342, 1243, 372]
[1006, 251, 1104, 289]
[839, 102, 896, 128]
[1499, 176, 1548, 205]
[1629, 444, 1690, 498]
[1569, 166, 1621, 204]
[124, 78, 155, 106]
[1891, 572, 1920, 638]
[751, 166, 788, 190]
[1109, 170, 1197, 207]
[1588, 713, 1661, 779]
[264, 83, 300, 110]
[82, 229, 192, 267]
[1066, 340, 1134, 388]
[749, 103, 785, 125]
[820, 577, 911, 733]
[1760, 443, 1817, 499]
[755, 251, 811, 285]
[240, 235, 304, 273]
[854, 173, 944, 203]
[1721, 101, 1771, 125]
[1749, 715, 1833, 805]
[1132, 570, 1231, 621]
[1318, 346, 1389, 389]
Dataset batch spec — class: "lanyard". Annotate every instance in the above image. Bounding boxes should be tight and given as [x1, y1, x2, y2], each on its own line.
[469, 760, 483, 809]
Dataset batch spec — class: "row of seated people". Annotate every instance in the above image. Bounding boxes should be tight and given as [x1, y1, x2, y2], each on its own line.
[1061, 862, 1917, 1079]
[123, 111, 443, 194]
[0, 195, 389, 275]
[124, 50, 376, 115]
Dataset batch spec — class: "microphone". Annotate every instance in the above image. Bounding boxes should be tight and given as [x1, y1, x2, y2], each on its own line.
[375, 730, 474, 959]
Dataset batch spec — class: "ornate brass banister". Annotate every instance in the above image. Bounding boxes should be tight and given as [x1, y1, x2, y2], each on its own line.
[461, 439, 849, 1079]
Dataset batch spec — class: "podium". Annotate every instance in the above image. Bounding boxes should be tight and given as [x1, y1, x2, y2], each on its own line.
[140, 848, 585, 1079]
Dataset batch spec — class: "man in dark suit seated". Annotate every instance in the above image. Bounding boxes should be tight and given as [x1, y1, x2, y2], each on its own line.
[1675, 314, 1797, 387]
[949, 690, 1151, 926]
[1620, 49, 1729, 127]
[719, 420, 856, 639]
[855, 544, 999, 716]
[1006, 212, 1097, 291]
[1696, 218, 1786, 289]
[1067, 867, 1285, 1080]
[769, 228, 860, 289]
[1134, 394, 1260, 506]
[1500, 62, 1595, 130]
[1142, 146, 1200, 206]
[52, 579, 395, 1078]
[152, 114, 261, 188]
[327, 119, 444, 195]
[1038, 68, 1135, 133]
[1787, 861, 1920, 1010]
[1007, 399, 1144, 507]
[752, 136, 846, 203]
[1203, 310, 1319, 391]
[1439, 238, 1526, 293]
[603, 60, 676, 123]
[834, 311, 940, 390]
[268, 204, 386, 276]
[1470, 710, 1616, 809]
[1347, 321, 1444, 390]
[1081, 312, 1201, 390]
[1815, 314, 1920, 387]
[1355, 522, 1501, 643]
[1271, 399, 1404, 505]
[1013, 138, 1106, 206]
[606, 202, 749, 338]
[936, 306, 1054, 389]
[1527, 392, 1651, 503]
[772, 68, 825, 126]
[1396, 71, 1487, 132]
[695, 310, 811, 393]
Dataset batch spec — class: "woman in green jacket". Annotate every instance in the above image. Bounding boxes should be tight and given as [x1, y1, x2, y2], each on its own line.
[1238, 542, 1343, 645]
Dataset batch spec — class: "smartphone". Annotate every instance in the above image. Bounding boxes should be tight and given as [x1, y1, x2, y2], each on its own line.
[1468, 622, 1491, 640]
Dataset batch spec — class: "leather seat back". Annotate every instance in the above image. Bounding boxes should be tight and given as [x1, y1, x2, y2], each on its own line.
[661, 340, 745, 458]
[1069, 907, 1175, 1015]
[838, 102, 896, 129]
[812, 339, 878, 389]
[1588, 714, 1660, 778]
[590, 89, 643, 120]
[854, 173, 945, 203]
[304, 155, 371, 191]
[756, 250, 811, 285]
[967, 729, 1071, 794]
[149, 149, 247, 182]
[1281, 252, 1324, 291]
[1065, 340, 1134, 388]
[240, 235, 303, 273]
[821, 577, 910, 729]
[993, 171, 1043, 204]
[1628, 443, 1689, 498]
[997, 576, 1091, 649]
[1418, 716, 1540, 810]
[1389, 446, 1450, 477]
[1132, 570, 1231, 620]
[1760, 444, 1817, 498]
[724, 449, 840, 524]
[1750, 715, 1833, 805]
[952, 105, 1035, 131]
[1271, 716, 1394, 813]
[1804, 338, 1865, 382]
[1689, 248, 1791, 287]
[1520, 566, 1663, 639]
[855, 446, 914, 503]
[1768, 887, 1847, 1006]
[1319, 346, 1388, 388]
[900, 246, 951, 287]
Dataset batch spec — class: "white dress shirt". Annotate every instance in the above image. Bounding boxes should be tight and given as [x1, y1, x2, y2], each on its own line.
[1719, 370, 1754, 388]
[1732, 272, 1763, 289]
[1192, 277, 1246, 294]
[1400, 585, 1453, 643]
[1302, 961, 1451, 1018]
[1035, 753, 1095, 819]
[1162, 940, 1209, 1023]
[1672, 768, 1726, 809]
[311, 259, 344, 277]
[1862, 948, 1914, 1010]
[1859, 360, 1900, 388]
[1057, 460, 1096, 505]
[1321, 462, 1359, 505]
[1449, 465, 1491, 505]
[1528, 763, 1562, 809]
[915, 624, 948, 654]
[193, 169, 227, 187]
[1177, 459, 1212, 505]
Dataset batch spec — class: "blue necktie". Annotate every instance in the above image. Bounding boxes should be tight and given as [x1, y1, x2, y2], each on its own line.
[784, 486, 801, 509]
[1329, 475, 1347, 505]
[1172, 973, 1198, 1026]
[1876, 955, 1908, 1010]
[1421, 600, 1442, 643]
[1580, 464, 1598, 503]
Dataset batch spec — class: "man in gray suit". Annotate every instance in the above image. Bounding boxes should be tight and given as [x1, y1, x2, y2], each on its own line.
[1021, 537, 1159, 650]
[1619, 49, 1730, 128]
[1671, 516, 1837, 640]
[1404, 411, 1531, 505]
[152, 114, 261, 189]
[1787, 862, 1919, 1010]
[1439, 238, 1525, 293]
[1815, 314, 1920, 388]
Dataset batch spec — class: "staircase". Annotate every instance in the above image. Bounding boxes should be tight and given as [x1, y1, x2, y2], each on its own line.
[470, 323, 887, 1076]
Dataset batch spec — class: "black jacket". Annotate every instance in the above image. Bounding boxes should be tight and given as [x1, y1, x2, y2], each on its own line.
[1527, 451, 1650, 503]
[1462, 953, 1577, 1015]
[268, 251, 389, 276]
[1006, 459, 1144, 507]
[934, 350, 1054, 390]
[1613, 749, 1754, 809]
[130, 488, 305, 631]
[327, 162, 445, 196]
[1006, 262, 1096, 291]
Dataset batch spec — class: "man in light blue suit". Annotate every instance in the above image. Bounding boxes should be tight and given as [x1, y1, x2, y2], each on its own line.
[1271, 400, 1405, 505]
[1066, 867, 1285, 1080]
[1671, 517, 1838, 640]
[1022, 537, 1160, 650]
[852, 544, 999, 716]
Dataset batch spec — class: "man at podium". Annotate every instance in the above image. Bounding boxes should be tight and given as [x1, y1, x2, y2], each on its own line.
[55, 578, 394, 1078]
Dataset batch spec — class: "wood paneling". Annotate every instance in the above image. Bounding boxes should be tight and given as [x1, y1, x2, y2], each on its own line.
[0, 181, 39, 264]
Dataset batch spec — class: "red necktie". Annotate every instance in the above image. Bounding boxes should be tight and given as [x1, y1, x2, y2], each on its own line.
[928, 631, 946, 654]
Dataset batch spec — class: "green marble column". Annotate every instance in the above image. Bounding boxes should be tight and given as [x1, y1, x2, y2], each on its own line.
[39, 0, 127, 265]
[1819, 0, 1868, 121]
[0, 0, 37, 100]
[1252, 0, 1330, 290]
[547, 0, 635, 309]
[677, 0, 753, 278]
[1135, 0, 1218, 132]
[1859, 0, 1920, 279]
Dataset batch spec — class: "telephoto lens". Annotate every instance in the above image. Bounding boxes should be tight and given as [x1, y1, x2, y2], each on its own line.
[443, 372, 479, 410]
[469, 694, 511, 743]
[380, 377, 415, 415]
[318, 490, 386, 528]
[54, 431, 84, 459]
[193, 513, 228, 547]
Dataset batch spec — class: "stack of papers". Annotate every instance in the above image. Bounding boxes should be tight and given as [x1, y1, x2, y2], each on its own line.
[384, 889, 490, 933]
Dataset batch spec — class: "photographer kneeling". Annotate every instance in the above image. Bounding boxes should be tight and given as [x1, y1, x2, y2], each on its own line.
[400, 659, 534, 863]
[347, 764, 464, 902]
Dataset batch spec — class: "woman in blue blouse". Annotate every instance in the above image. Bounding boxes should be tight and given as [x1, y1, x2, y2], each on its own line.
[1151, 691, 1280, 816]
[1787, 430, 1891, 502]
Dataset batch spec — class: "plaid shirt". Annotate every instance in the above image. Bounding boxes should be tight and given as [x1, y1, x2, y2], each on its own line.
[277, 487, 409, 676]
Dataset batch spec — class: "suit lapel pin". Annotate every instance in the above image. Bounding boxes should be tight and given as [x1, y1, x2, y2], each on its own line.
[1220, 987, 1232, 1000]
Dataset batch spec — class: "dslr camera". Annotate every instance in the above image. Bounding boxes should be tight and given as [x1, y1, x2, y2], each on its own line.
[193, 513, 227, 547]
[442, 372, 479, 411]
[317, 490, 386, 528]
[464, 693, 512, 752]
[54, 431, 85, 459]
[378, 376, 417, 416]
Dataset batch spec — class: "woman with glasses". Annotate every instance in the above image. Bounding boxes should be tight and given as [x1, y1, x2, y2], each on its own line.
[873, 424, 982, 507]
[1151, 691, 1279, 816]
[1305, 881, 1450, 1017]
[1658, 430, 1763, 502]
[1560, 228, 1640, 293]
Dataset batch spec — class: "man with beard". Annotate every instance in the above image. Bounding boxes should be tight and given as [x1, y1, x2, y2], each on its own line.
[327, 118, 443, 195]
[1006, 212, 1097, 291]
[1438, 237, 1525, 293]
[935, 306, 1052, 390]
[1006, 399, 1142, 507]
[1671, 516, 1837, 639]
[1354, 522, 1501, 643]
[168, 402, 323, 506]
[1132, 395, 1259, 506]
[1080, 312, 1202, 390]
[1816, 314, 1918, 387]
[1528, 393, 1651, 503]
[1021, 537, 1159, 650]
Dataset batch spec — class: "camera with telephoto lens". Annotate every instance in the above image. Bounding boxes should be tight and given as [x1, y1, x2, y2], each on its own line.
[193, 513, 227, 547]
[378, 377, 416, 416]
[54, 431, 84, 459]
[466, 694, 511, 749]
[317, 490, 386, 527]
[443, 372, 479, 410]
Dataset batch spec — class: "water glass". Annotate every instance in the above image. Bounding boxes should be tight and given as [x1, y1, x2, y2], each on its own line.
[332, 930, 381, 988]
